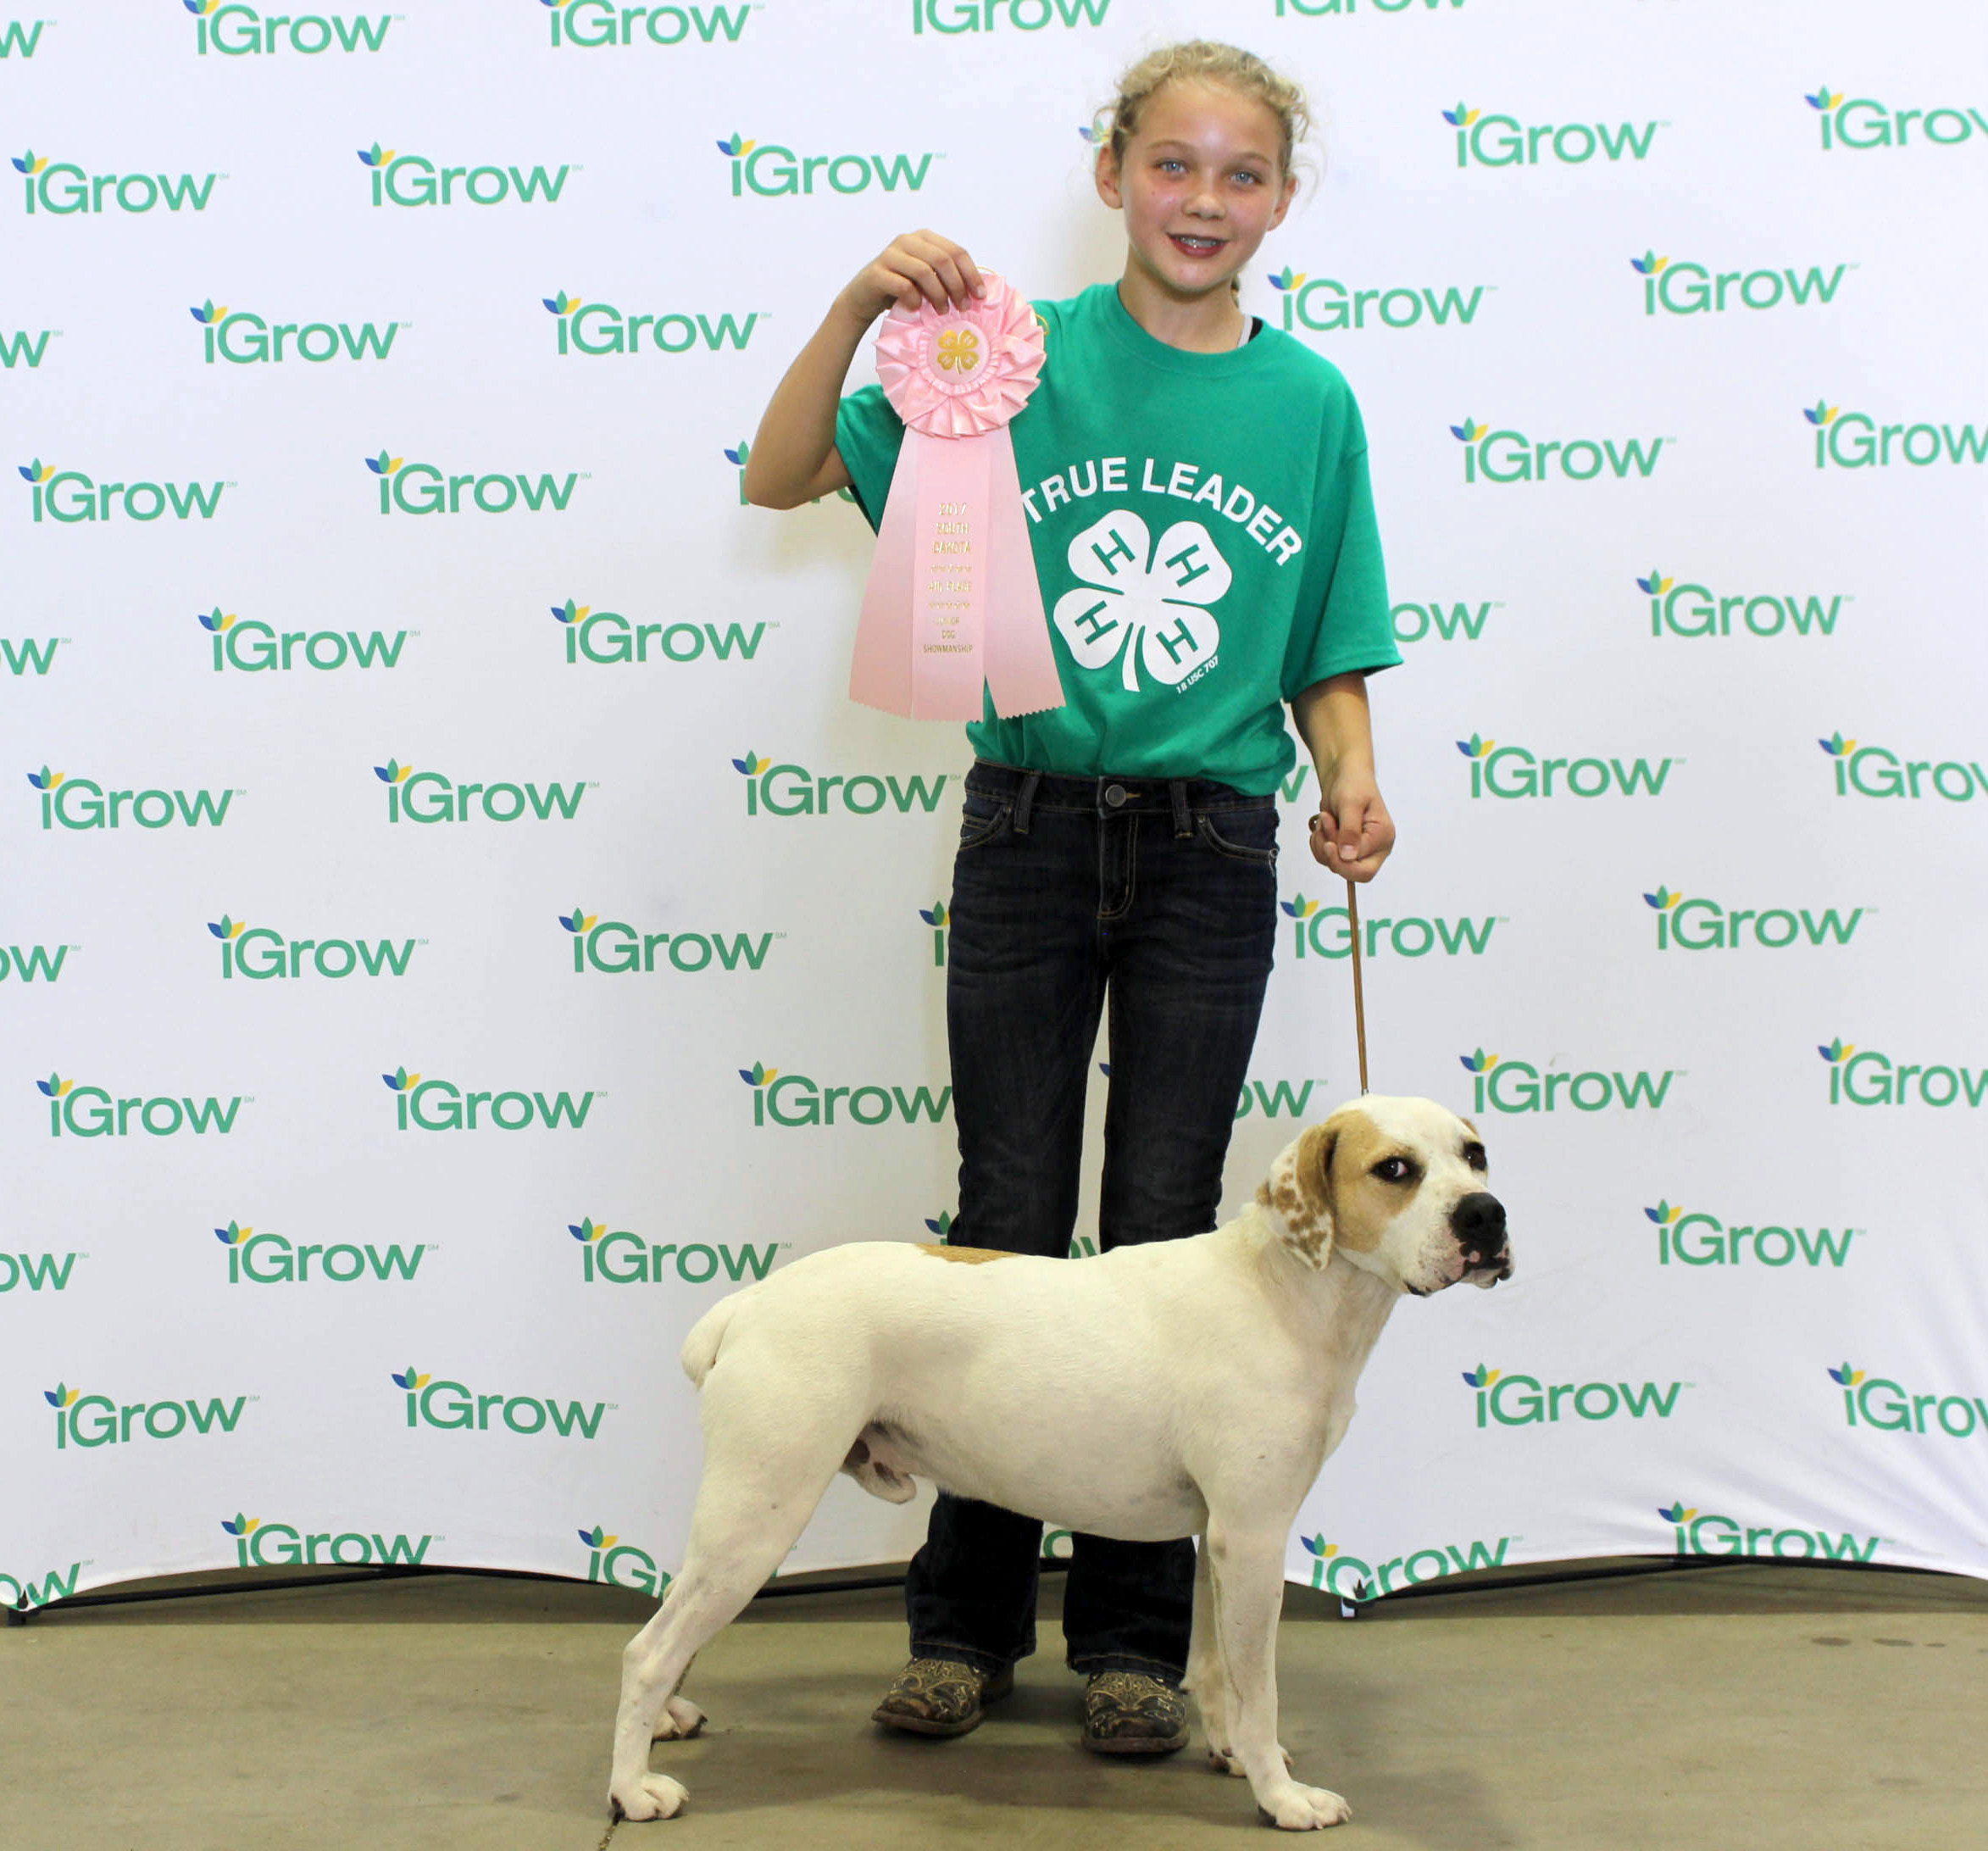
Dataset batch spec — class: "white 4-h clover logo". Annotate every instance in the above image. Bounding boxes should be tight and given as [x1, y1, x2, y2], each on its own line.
[1052, 509, 1230, 692]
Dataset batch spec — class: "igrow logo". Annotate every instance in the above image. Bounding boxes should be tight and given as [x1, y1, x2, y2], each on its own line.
[544, 293, 758, 356]
[1234, 1077, 1329, 1121]
[1808, 89, 1988, 152]
[1300, 1532, 1513, 1605]
[546, 0, 747, 47]
[377, 762, 588, 823]
[367, 451, 582, 514]
[1642, 888, 1863, 951]
[15, 151, 221, 214]
[217, 1220, 426, 1284]
[736, 754, 949, 817]
[1640, 572, 1843, 640]
[719, 134, 937, 198]
[41, 1074, 245, 1138]
[569, 1218, 780, 1286]
[3, 328, 54, 369]
[1, 943, 69, 982]
[47, 1381, 249, 1448]
[31, 767, 234, 829]
[358, 144, 572, 207]
[2, 1563, 83, 1614]
[1633, 253, 1849, 317]
[1444, 104, 1663, 169]
[580, 1524, 671, 1597]
[1452, 420, 1664, 484]
[741, 1064, 950, 1128]
[1833, 1364, 1988, 1439]
[384, 1068, 597, 1131]
[556, 600, 765, 667]
[561, 909, 773, 976]
[213, 916, 418, 980]
[1819, 1041, 1988, 1109]
[394, 1366, 608, 1439]
[1644, 1201, 1860, 1269]
[910, 0, 1107, 32]
[1392, 600, 1495, 643]
[22, 459, 225, 522]
[1, 1250, 81, 1293]
[204, 608, 408, 672]
[223, 1515, 430, 1570]
[1461, 1051, 1676, 1115]
[1807, 400, 1988, 470]
[922, 901, 949, 966]
[189, 6, 391, 55]
[1267, 269, 1485, 334]
[1275, 0, 1465, 17]
[1458, 737, 1674, 798]
[1283, 894, 1496, 962]
[1463, 1364, 1687, 1428]
[1658, 1502, 1880, 1563]
[1819, 735, 1987, 801]
[194, 300, 401, 364]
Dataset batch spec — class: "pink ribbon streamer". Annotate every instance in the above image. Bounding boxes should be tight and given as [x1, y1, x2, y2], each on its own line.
[849, 273, 1063, 721]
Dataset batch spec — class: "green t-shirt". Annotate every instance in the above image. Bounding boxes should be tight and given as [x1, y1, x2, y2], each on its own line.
[833, 281, 1399, 796]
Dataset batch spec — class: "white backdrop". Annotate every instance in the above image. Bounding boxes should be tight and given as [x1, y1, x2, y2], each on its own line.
[5, 0, 1986, 1617]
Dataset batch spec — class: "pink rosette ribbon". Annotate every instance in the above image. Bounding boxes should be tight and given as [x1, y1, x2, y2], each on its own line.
[849, 272, 1064, 720]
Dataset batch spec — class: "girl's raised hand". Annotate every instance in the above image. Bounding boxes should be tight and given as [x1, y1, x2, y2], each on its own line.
[837, 231, 987, 325]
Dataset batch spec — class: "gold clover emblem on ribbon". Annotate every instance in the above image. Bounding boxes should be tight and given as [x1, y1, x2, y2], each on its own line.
[936, 327, 981, 373]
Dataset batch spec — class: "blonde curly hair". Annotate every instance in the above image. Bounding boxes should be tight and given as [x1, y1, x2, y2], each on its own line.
[1093, 40, 1311, 182]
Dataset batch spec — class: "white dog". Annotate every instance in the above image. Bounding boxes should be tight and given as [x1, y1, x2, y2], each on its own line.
[608, 1094, 1510, 1830]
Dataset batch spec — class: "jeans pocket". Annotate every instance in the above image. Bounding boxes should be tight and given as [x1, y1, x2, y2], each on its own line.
[958, 793, 1013, 852]
[1194, 807, 1278, 867]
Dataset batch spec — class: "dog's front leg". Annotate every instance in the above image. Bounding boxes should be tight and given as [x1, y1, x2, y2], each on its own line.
[1206, 1522, 1349, 1830]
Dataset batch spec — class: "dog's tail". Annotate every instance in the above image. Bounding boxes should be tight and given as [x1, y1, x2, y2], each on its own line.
[680, 1294, 741, 1390]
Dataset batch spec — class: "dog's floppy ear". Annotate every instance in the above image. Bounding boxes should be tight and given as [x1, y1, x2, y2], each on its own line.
[1257, 1121, 1338, 1270]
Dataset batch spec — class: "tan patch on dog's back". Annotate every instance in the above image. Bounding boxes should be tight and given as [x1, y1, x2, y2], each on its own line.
[917, 1243, 1017, 1264]
[1326, 1112, 1423, 1254]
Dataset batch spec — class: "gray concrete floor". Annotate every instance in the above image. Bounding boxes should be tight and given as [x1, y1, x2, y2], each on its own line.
[2, 1559, 1983, 1851]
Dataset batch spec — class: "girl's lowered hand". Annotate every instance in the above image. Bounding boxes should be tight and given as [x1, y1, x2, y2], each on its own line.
[1310, 775, 1396, 883]
[836, 231, 986, 325]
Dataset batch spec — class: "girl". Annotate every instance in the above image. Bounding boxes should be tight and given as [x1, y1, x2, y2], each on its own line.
[744, 41, 1398, 1756]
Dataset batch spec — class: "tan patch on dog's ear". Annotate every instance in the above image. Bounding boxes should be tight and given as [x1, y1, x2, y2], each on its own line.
[918, 1243, 1015, 1264]
[1326, 1113, 1421, 1255]
[1459, 1117, 1480, 1139]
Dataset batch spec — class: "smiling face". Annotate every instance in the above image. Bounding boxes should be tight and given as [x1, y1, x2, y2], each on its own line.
[1095, 80, 1297, 310]
[1261, 1097, 1512, 1295]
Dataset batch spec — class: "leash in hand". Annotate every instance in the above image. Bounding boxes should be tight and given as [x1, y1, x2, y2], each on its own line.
[1344, 877, 1369, 1097]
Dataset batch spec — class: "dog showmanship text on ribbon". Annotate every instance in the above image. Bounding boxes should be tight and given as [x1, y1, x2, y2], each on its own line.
[848, 274, 1065, 720]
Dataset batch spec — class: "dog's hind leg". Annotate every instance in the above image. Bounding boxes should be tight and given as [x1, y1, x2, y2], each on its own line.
[607, 1365, 858, 1822]
[1205, 1520, 1348, 1830]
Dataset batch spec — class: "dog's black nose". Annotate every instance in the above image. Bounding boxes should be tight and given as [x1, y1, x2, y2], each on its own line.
[1454, 1192, 1507, 1258]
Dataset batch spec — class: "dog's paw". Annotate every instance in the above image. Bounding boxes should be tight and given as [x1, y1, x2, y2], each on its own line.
[611, 1774, 689, 1822]
[1254, 1782, 1351, 1830]
[652, 1696, 707, 1742]
[1209, 1742, 1291, 1777]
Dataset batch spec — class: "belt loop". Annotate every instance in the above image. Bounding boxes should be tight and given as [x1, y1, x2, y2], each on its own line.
[1170, 780, 1192, 839]
[1013, 771, 1039, 836]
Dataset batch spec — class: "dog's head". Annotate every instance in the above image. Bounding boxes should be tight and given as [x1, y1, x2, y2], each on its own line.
[1256, 1096, 1511, 1295]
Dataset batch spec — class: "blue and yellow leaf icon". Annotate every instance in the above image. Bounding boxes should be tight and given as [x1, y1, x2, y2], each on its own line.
[731, 751, 768, 775]
[715, 134, 756, 158]
[19, 459, 52, 483]
[569, 1218, 604, 1243]
[27, 764, 64, 790]
[738, 1062, 778, 1087]
[358, 142, 397, 169]
[382, 1066, 421, 1092]
[1459, 1049, 1497, 1075]
[36, 1074, 74, 1098]
[44, 1383, 80, 1409]
[198, 608, 237, 633]
[189, 300, 230, 325]
[365, 449, 404, 475]
[919, 902, 949, 927]
[724, 439, 751, 466]
[1455, 734, 1493, 759]
[553, 598, 590, 625]
[1656, 1503, 1696, 1524]
[1817, 1038, 1853, 1064]
[1441, 104, 1480, 127]
[1280, 893, 1321, 920]
[1805, 88, 1841, 112]
[1449, 418, 1481, 442]
[1804, 401, 1838, 427]
[1266, 267, 1306, 292]
[1642, 887, 1680, 911]
[391, 1366, 431, 1391]
[1635, 571, 1673, 595]
[1301, 1534, 1337, 1559]
[579, 1525, 619, 1548]
[1828, 1363, 1864, 1387]
[186, 1, 221, 14]
[214, 1220, 252, 1245]
[1817, 732, 1854, 758]
[542, 292, 580, 315]
[208, 915, 247, 940]
[1630, 253, 1668, 276]
[559, 908, 597, 934]
[1461, 1364, 1500, 1388]
[1644, 1201, 1682, 1226]
[375, 759, 413, 784]
[12, 153, 49, 176]
[221, 1513, 260, 1535]
[925, 1210, 953, 1238]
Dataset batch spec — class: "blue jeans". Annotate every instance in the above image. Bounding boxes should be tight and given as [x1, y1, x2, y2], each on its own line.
[905, 760, 1280, 1682]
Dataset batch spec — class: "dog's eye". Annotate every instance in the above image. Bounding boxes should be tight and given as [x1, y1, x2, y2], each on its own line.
[1463, 1143, 1487, 1172]
[1373, 1156, 1415, 1183]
